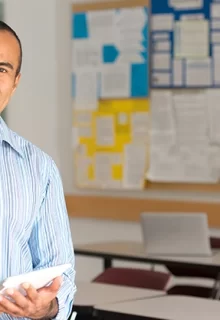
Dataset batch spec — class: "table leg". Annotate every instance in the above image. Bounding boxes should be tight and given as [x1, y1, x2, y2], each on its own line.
[104, 258, 112, 270]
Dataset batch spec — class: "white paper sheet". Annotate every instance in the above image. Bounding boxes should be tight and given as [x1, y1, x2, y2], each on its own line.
[77, 126, 92, 138]
[147, 90, 220, 184]
[175, 20, 209, 59]
[151, 91, 176, 145]
[74, 112, 92, 125]
[186, 59, 211, 86]
[87, 10, 115, 42]
[115, 7, 146, 30]
[211, 20, 220, 30]
[131, 112, 149, 143]
[181, 14, 204, 20]
[173, 59, 183, 86]
[123, 143, 148, 189]
[74, 69, 98, 111]
[152, 73, 171, 86]
[152, 33, 170, 41]
[75, 155, 91, 187]
[211, 3, 220, 18]
[100, 64, 130, 98]
[94, 152, 122, 188]
[152, 14, 174, 31]
[211, 32, 220, 44]
[173, 91, 209, 146]
[207, 89, 220, 144]
[169, 0, 203, 10]
[95, 116, 115, 146]
[153, 53, 170, 70]
[154, 41, 171, 52]
[72, 40, 101, 70]
[213, 45, 220, 84]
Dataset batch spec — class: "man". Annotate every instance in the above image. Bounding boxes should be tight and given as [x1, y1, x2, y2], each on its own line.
[0, 21, 76, 319]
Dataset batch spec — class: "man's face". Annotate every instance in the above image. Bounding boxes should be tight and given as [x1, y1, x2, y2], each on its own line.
[0, 30, 21, 114]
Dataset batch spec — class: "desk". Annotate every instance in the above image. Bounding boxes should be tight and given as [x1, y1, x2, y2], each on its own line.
[95, 295, 220, 320]
[75, 241, 220, 272]
[73, 282, 165, 316]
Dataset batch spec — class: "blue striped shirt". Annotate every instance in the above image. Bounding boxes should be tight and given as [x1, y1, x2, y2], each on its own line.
[0, 118, 76, 320]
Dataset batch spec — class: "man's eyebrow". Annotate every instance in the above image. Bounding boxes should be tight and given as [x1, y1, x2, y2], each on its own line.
[0, 62, 14, 70]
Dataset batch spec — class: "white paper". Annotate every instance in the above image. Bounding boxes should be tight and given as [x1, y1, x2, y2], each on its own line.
[74, 69, 98, 111]
[211, 20, 220, 30]
[72, 127, 79, 148]
[74, 112, 92, 125]
[150, 90, 175, 152]
[77, 126, 92, 138]
[147, 146, 215, 183]
[115, 7, 146, 30]
[100, 64, 130, 98]
[211, 32, 220, 44]
[115, 7, 146, 65]
[173, 59, 183, 86]
[186, 59, 211, 86]
[95, 116, 115, 146]
[152, 14, 174, 31]
[213, 45, 220, 84]
[207, 89, 220, 144]
[211, 3, 220, 18]
[131, 112, 149, 143]
[151, 91, 175, 145]
[88, 10, 115, 42]
[94, 152, 122, 188]
[123, 143, 147, 189]
[173, 91, 209, 146]
[152, 73, 171, 86]
[154, 41, 171, 52]
[169, 0, 203, 10]
[72, 40, 101, 69]
[152, 33, 170, 41]
[207, 146, 220, 181]
[181, 14, 204, 20]
[175, 20, 209, 59]
[75, 155, 91, 187]
[153, 53, 170, 70]
[117, 52, 144, 64]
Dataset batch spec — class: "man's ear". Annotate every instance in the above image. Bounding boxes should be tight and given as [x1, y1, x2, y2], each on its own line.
[12, 73, 21, 94]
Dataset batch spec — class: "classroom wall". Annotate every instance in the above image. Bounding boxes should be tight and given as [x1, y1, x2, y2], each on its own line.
[4, 0, 220, 282]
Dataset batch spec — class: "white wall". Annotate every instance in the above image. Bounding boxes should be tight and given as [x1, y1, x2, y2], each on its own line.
[4, 0, 220, 282]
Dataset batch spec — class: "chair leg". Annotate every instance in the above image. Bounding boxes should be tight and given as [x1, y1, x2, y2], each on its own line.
[211, 272, 220, 299]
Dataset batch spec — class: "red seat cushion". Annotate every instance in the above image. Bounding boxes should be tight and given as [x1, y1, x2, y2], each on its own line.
[92, 267, 170, 291]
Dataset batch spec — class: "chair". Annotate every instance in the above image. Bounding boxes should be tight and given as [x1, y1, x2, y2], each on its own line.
[92, 267, 170, 291]
[167, 237, 220, 298]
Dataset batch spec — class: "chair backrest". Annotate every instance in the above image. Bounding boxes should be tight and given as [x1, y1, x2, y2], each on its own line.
[140, 212, 212, 256]
[92, 267, 170, 291]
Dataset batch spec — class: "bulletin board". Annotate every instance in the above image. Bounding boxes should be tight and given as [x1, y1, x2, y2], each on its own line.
[69, 1, 220, 226]
[72, 0, 150, 190]
[71, 0, 220, 196]
[151, 0, 220, 88]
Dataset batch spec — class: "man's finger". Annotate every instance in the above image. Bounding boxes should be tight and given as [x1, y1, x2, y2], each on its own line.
[5, 288, 29, 309]
[21, 283, 38, 303]
[0, 294, 23, 316]
[39, 276, 62, 295]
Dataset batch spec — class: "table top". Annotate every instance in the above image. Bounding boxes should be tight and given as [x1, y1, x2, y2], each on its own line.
[75, 241, 220, 269]
[95, 295, 220, 320]
[74, 281, 165, 307]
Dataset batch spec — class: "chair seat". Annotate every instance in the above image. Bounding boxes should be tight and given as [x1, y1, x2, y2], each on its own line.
[92, 267, 170, 291]
[167, 285, 214, 298]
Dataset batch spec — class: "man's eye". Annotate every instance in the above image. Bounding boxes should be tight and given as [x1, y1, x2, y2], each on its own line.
[0, 68, 6, 73]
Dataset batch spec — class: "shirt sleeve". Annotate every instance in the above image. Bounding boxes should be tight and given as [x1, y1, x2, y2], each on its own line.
[28, 158, 76, 320]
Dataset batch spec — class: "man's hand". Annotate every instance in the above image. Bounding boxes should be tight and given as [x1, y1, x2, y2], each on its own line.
[0, 276, 62, 319]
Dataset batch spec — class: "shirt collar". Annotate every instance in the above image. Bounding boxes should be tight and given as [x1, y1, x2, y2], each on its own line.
[0, 117, 24, 158]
